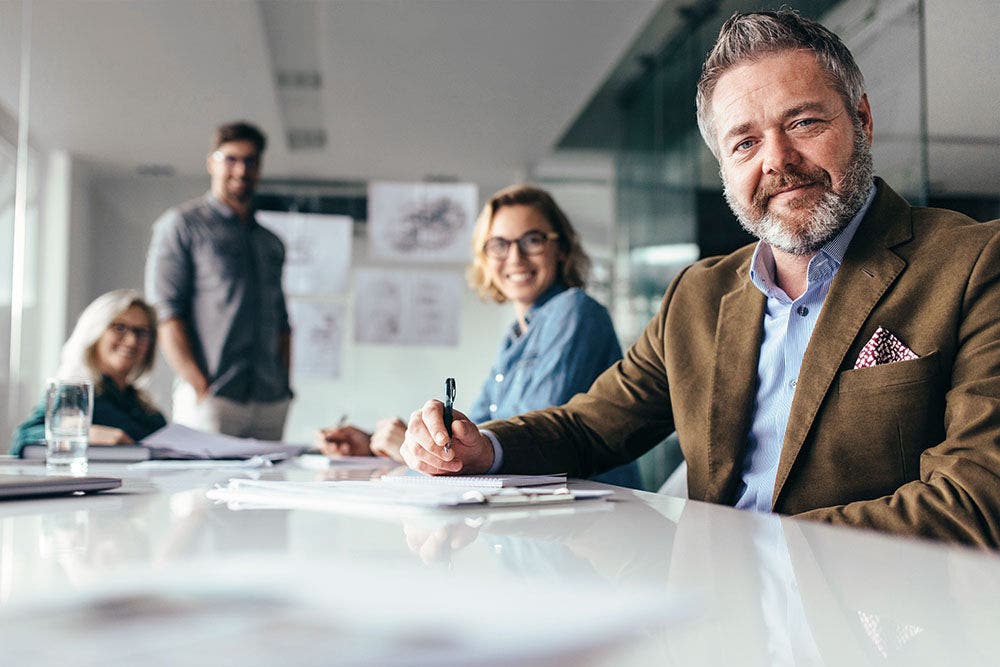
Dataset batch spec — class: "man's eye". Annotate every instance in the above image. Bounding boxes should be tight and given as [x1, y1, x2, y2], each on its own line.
[735, 139, 754, 152]
[794, 118, 817, 128]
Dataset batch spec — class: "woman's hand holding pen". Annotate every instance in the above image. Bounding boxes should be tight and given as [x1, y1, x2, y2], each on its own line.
[314, 424, 373, 458]
[401, 399, 494, 475]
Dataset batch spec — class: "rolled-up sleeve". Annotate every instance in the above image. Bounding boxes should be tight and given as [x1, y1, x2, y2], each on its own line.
[145, 210, 193, 322]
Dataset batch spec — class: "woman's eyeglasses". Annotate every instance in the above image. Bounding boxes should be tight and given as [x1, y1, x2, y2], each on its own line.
[109, 322, 153, 343]
[483, 230, 559, 259]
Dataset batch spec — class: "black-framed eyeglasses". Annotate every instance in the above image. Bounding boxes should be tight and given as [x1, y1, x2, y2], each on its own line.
[109, 322, 153, 343]
[483, 230, 560, 259]
[211, 150, 260, 170]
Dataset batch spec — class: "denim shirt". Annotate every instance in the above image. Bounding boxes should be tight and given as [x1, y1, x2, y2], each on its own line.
[470, 283, 643, 489]
[469, 284, 619, 421]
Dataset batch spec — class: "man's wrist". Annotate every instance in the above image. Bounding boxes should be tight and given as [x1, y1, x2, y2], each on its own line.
[479, 429, 503, 474]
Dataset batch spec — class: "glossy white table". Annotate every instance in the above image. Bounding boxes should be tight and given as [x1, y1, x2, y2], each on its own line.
[0, 457, 998, 666]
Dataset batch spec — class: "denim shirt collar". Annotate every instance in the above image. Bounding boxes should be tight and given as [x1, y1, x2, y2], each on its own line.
[513, 281, 568, 336]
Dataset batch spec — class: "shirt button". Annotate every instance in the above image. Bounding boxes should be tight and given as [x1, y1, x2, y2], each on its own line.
[495, 373, 504, 383]
[796, 306, 809, 317]
[489, 403, 498, 413]
[790, 379, 797, 388]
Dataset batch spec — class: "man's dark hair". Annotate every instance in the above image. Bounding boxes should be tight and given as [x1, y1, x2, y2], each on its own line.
[212, 121, 267, 154]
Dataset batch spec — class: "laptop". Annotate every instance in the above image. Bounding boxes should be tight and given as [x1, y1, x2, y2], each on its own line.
[0, 474, 122, 500]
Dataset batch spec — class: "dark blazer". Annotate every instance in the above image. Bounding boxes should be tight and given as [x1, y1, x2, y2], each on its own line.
[487, 180, 1000, 547]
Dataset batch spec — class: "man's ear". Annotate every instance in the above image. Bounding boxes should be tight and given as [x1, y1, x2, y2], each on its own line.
[856, 93, 874, 146]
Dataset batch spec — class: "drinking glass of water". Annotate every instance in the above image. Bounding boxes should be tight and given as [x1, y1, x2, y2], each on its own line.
[44, 379, 94, 474]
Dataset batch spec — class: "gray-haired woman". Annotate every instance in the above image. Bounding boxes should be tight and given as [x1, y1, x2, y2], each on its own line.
[11, 289, 167, 455]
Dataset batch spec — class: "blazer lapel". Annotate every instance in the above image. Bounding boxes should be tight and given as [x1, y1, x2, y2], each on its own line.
[771, 181, 912, 508]
[705, 275, 765, 504]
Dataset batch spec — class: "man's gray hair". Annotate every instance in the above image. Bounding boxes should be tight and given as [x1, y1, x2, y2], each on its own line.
[696, 10, 866, 158]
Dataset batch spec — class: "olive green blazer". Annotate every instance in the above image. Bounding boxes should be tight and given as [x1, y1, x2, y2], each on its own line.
[487, 180, 1000, 547]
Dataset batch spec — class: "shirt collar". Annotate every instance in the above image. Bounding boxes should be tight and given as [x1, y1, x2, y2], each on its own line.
[206, 191, 256, 224]
[510, 281, 567, 337]
[749, 185, 876, 299]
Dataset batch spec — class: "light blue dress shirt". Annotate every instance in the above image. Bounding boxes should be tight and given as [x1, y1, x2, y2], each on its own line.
[735, 188, 876, 512]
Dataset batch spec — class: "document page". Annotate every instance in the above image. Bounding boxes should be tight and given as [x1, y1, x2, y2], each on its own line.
[142, 423, 307, 460]
[379, 472, 568, 488]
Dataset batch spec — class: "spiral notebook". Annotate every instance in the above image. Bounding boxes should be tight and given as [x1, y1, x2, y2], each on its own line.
[379, 473, 567, 488]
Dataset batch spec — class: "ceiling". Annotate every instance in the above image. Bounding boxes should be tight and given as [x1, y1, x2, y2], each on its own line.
[0, 0, 660, 187]
[0, 1, 995, 196]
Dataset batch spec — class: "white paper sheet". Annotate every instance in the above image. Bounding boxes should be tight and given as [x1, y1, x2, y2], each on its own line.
[288, 299, 344, 378]
[367, 181, 478, 262]
[256, 211, 353, 295]
[141, 423, 306, 460]
[207, 478, 612, 516]
[353, 268, 461, 345]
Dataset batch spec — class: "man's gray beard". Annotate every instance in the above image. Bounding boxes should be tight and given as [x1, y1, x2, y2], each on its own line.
[722, 125, 875, 256]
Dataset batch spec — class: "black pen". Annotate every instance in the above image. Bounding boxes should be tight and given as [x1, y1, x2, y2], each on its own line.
[443, 377, 456, 451]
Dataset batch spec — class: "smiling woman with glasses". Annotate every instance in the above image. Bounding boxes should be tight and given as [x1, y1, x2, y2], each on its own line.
[11, 290, 168, 455]
[316, 184, 643, 489]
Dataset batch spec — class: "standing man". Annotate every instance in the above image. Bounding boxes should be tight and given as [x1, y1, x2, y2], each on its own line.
[145, 121, 292, 440]
[399, 11, 1000, 547]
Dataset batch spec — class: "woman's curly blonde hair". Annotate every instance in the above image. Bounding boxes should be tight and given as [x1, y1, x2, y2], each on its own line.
[467, 184, 590, 303]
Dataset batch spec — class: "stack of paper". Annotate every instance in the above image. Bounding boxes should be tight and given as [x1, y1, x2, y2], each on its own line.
[207, 477, 611, 515]
[379, 473, 568, 488]
[19, 424, 307, 463]
[141, 423, 307, 460]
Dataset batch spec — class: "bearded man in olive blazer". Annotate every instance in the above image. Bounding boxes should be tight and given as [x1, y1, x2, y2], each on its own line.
[399, 12, 1000, 548]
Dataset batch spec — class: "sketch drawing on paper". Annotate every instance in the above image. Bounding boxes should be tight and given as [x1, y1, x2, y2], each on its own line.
[355, 277, 403, 344]
[388, 196, 466, 252]
[289, 300, 344, 379]
[368, 182, 478, 262]
[354, 268, 461, 346]
[256, 211, 353, 295]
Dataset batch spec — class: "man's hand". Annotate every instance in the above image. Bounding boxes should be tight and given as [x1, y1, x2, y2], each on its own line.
[158, 318, 211, 403]
[402, 518, 481, 566]
[315, 424, 372, 458]
[370, 417, 406, 462]
[193, 378, 211, 403]
[88, 425, 135, 445]
[400, 400, 494, 475]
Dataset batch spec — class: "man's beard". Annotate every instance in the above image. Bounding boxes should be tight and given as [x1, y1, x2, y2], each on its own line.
[227, 179, 255, 204]
[722, 121, 874, 256]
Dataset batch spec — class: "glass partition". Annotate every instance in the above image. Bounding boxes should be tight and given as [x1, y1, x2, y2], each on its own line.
[0, 0, 25, 445]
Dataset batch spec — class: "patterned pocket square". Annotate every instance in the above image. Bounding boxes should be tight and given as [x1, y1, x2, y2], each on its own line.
[854, 326, 919, 369]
